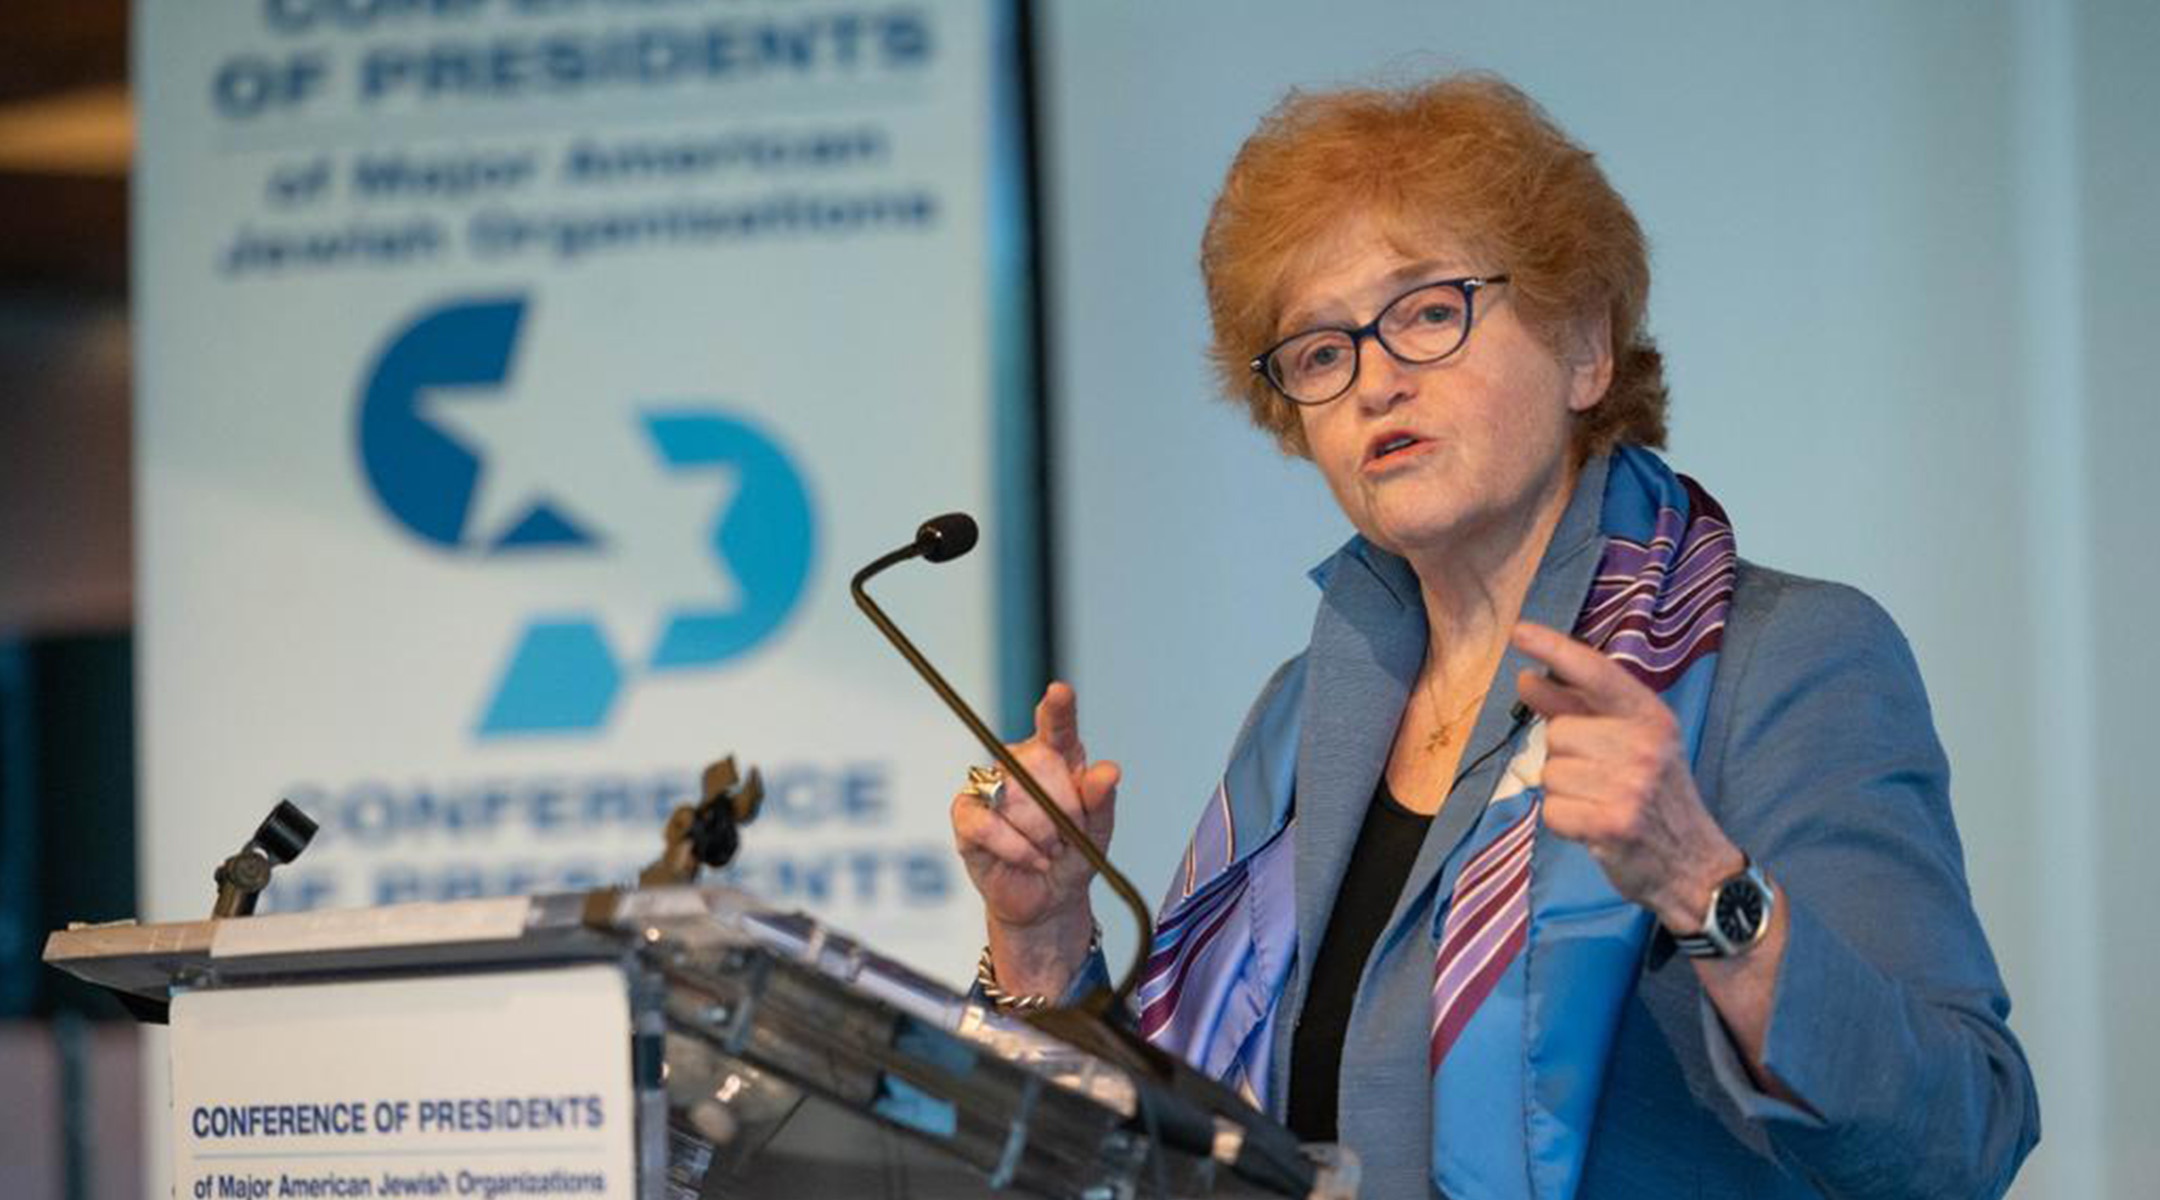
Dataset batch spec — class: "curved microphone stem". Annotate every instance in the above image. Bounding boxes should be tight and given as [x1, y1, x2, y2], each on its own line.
[851, 546, 1155, 1016]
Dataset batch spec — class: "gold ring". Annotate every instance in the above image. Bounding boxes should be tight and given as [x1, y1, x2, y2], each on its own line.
[962, 764, 1007, 810]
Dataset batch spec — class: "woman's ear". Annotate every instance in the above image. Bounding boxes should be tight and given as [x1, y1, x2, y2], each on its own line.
[1563, 311, 1614, 413]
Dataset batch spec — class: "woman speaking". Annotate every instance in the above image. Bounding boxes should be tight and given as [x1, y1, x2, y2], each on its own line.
[950, 74, 2037, 1198]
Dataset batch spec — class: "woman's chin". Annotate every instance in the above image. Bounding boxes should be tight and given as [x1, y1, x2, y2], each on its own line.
[1365, 510, 1467, 560]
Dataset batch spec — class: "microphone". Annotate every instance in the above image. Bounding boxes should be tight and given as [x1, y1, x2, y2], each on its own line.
[852, 513, 1319, 1195]
[850, 513, 1155, 1015]
[913, 512, 977, 562]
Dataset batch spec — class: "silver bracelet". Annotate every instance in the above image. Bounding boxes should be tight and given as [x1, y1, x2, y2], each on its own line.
[976, 923, 1100, 1012]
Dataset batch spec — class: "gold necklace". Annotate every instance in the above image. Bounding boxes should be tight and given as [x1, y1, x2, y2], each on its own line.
[1421, 676, 1489, 755]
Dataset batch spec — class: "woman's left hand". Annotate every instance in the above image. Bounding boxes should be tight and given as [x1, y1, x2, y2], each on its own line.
[1509, 620, 1743, 931]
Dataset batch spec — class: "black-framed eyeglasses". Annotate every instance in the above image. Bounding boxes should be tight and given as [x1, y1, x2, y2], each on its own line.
[1249, 275, 1510, 406]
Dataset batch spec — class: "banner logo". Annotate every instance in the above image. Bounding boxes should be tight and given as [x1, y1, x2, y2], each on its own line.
[357, 296, 816, 737]
[358, 297, 598, 552]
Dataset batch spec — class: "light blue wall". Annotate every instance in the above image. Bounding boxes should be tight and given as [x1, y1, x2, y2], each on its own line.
[1039, 2, 2154, 1193]
[2076, 0, 2159, 1192]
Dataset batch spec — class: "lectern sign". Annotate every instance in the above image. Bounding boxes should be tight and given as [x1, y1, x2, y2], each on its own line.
[170, 967, 637, 1199]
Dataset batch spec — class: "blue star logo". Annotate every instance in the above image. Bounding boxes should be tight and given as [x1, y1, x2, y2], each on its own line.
[357, 298, 601, 553]
[354, 295, 817, 737]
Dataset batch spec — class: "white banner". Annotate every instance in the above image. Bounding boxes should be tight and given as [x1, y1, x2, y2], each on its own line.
[171, 966, 637, 1200]
[136, 0, 1023, 981]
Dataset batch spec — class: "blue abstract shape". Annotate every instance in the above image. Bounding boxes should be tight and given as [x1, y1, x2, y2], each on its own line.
[478, 618, 622, 735]
[643, 410, 816, 670]
[357, 298, 519, 547]
[494, 502, 602, 551]
[355, 295, 597, 553]
[461, 407, 810, 739]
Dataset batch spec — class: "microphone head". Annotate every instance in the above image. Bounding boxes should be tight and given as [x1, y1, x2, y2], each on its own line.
[914, 512, 979, 563]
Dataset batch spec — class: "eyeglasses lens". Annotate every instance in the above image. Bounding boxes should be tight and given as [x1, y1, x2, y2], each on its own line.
[1267, 332, 1357, 405]
[1265, 282, 1472, 405]
[1381, 283, 1470, 360]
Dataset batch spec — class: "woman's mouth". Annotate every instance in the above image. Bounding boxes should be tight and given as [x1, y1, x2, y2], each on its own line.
[1364, 432, 1431, 472]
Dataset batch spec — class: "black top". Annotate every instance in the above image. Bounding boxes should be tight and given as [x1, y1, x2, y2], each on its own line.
[1286, 778, 1433, 1144]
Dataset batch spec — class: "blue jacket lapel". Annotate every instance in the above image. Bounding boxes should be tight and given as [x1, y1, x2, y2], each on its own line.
[1291, 541, 1426, 986]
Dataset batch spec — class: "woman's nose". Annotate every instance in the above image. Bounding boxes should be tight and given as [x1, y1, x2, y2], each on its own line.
[1351, 333, 1414, 413]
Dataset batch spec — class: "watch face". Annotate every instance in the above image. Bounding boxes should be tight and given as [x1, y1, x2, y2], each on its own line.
[1715, 877, 1767, 944]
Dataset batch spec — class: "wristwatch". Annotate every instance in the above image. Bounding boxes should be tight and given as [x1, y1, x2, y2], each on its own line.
[1671, 857, 1776, 959]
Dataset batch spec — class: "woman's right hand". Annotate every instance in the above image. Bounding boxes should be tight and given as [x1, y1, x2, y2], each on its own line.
[950, 681, 1120, 997]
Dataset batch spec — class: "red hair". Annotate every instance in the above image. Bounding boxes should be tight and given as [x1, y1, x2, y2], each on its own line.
[1202, 74, 1667, 458]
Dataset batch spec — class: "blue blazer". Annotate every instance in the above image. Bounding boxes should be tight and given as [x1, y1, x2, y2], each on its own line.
[1104, 453, 2040, 1197]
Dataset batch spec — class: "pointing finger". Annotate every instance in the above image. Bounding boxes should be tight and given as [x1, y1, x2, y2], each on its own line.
[1034, 681, 1086, 770]
[1510, 621, 1653, 716]
[1516, 666, 1595, 720]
